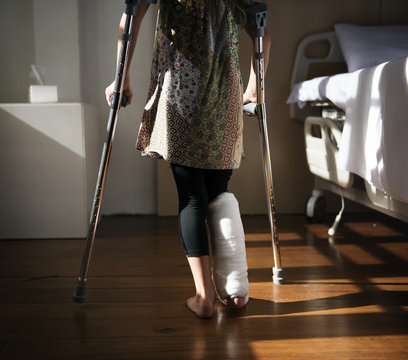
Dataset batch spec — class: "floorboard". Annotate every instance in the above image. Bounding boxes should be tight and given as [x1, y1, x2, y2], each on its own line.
[1, 213, 407, 359]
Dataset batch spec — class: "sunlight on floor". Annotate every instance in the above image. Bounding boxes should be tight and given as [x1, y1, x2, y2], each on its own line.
[249, 335, 408, 360]
[245, 232, 303, 242]
[241, 304, 387, 318]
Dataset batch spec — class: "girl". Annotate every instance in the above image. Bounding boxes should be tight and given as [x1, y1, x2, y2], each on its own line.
[106, 0, 270, 318]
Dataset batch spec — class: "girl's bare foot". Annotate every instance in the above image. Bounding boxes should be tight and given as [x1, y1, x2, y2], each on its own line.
[186, 294, 215, 319]
[186, 256, 216, 318]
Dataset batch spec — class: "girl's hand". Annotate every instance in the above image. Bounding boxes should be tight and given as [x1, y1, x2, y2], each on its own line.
[105, 80, 133, 107]
[243, 79, 257, 105]
[243, 91, 257, 106]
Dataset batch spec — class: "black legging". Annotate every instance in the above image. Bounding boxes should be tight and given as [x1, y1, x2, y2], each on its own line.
[170, 164, 232, 257]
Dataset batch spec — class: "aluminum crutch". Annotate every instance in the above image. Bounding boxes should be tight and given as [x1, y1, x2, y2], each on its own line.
[73, 0, 157, 303]
[244, 3, 285, 284]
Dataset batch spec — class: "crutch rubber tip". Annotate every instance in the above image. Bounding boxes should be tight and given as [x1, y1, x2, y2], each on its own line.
[72, 284, 87, 303]
[273, 267, 286, 285]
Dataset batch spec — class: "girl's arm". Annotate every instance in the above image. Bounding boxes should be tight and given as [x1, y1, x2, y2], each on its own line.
[105, 3, 151, 107]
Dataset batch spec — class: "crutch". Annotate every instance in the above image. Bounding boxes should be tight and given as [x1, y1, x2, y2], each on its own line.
[73, 0, 157, 303]
[244, 3, 285, 284]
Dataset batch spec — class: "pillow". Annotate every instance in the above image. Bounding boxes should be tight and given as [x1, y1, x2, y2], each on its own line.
[334, 23, 408, 72]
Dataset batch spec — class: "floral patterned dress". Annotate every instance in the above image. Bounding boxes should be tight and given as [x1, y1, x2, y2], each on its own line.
[136, 0, 250, 169]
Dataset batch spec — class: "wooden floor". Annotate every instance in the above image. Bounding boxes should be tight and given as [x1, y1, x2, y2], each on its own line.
[1, 213, 408, 360]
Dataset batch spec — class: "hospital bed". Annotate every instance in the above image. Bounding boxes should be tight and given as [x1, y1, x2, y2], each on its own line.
[287, 24, 408, 234]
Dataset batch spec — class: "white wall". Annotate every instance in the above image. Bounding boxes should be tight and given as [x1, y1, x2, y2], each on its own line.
[0, 0, 81, 102]
[78, 0, 158, 215]
[0, 1, 35, 103]
[1, 0, 158, 216]
[32, 0, 81, 102]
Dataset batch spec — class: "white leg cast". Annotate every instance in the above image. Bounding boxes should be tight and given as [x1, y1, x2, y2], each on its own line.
[207, 192, 249, 306]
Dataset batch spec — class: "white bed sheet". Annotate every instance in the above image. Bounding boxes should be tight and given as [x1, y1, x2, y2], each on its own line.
[288, 56, 408, 203]
[287, 72, 352, 110]
[339, 56, 408, 204]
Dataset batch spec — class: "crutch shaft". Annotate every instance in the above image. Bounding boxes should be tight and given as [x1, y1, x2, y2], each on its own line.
[246, 2, 285, 284]
[257, 103, 283, 271]
[255, 51, 284, 282]
[254, 37, 282, 271]
[73, 9, 135, 303]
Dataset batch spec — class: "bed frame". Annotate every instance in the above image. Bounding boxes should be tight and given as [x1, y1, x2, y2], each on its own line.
[290, 31, 408, 234]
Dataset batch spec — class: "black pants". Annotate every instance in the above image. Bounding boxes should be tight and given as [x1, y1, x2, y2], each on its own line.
[170, 164, 232, 257]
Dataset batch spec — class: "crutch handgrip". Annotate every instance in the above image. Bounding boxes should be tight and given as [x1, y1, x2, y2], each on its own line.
[243, 102, 257, 116]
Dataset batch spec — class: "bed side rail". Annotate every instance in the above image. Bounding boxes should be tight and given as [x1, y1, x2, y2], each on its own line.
[290, 31, 345, 120]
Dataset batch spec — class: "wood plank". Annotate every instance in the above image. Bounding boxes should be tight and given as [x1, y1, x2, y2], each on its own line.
[1, 214, 407, 360]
